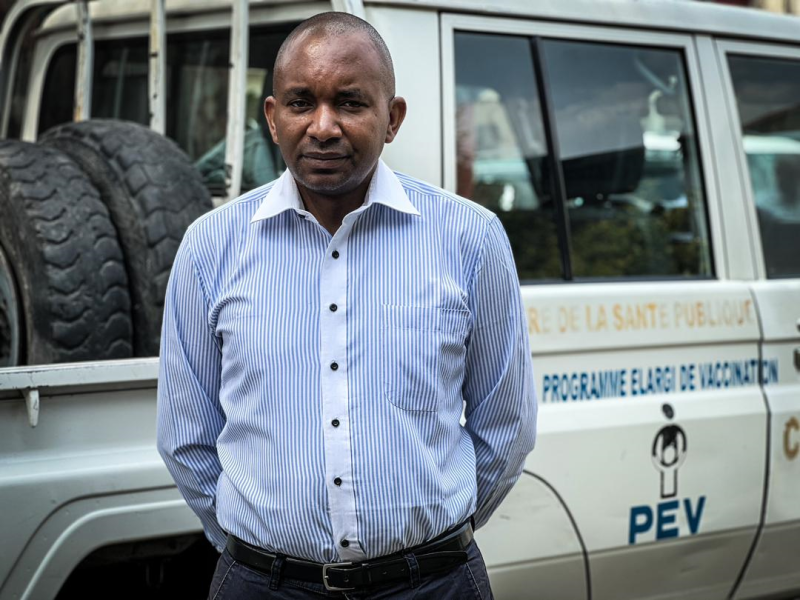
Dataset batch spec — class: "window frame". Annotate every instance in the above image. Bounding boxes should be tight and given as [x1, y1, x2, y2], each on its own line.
[441, 13, 723, 285]
[23, 28, 74, 141]
[715, 39, 800, 282]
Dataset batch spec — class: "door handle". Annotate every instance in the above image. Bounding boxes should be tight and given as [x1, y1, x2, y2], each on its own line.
[796, 319, 800, 370]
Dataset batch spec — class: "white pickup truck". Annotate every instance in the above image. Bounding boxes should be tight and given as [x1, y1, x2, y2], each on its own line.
[1, 1, 799, 599]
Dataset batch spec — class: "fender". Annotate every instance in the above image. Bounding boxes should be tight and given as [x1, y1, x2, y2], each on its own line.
[0, 487, 201, 600]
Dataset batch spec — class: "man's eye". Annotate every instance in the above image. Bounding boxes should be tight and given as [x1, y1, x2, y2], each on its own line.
[341, 101, 364, 109]
[288, 100, 311, 108]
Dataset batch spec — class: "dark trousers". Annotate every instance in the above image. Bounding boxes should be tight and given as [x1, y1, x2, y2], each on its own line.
[208, 538, 495, 599]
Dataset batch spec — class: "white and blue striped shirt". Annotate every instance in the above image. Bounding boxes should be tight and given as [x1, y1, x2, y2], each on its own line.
[156, 159, 537, 564]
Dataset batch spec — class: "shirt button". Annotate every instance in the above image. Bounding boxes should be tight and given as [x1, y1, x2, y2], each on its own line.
[334, 477, 342, 486]
[329, 303, 338, 312]
[332, 419, 340, 427]
[340, 539, 349, 548]
[332, 250, 340, 259]
[330, 362, 338, 371]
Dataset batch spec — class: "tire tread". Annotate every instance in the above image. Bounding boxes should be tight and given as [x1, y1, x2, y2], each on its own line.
[0, 141, 133, 364]
[42, 120, 212, 356]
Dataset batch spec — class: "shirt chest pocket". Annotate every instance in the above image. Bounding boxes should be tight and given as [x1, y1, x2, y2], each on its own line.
[382, 304, 471, 412]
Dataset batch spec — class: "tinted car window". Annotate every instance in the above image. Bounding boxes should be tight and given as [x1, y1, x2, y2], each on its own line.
[543, 40, 711, 279]
[39, 41, 149, 132]
[38, 44, 77, 134]
[729, 54, 800, 279]
[454, 33, 561, 280]
[454, 33, 713, 281]
[92, 40, 149, 125]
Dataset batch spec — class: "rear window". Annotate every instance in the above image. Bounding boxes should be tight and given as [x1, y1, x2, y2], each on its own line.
[38, 25, 293, 195]
[38, 44, 77, 134]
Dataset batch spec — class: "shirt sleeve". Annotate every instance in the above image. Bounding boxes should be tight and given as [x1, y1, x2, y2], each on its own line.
[463, 216, 538, 530]
[156, 234, 227, 552]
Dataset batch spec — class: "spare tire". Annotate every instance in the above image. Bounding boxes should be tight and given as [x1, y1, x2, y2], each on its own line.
[0, 141, 133, 366]
[41, 120, 213, 356]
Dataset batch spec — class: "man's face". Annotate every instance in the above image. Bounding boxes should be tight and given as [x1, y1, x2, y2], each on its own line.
[264, 31, 406, 197]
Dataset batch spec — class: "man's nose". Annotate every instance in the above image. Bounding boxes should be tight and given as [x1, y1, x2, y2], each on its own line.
[307, 105, 341, 142]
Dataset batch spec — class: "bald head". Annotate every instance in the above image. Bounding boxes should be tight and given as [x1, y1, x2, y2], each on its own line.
[273, 12, 395, 98]
[263, 11, 408, 201]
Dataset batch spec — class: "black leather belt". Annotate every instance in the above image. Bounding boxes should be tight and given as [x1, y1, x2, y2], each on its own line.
[226, 520, 474, 592]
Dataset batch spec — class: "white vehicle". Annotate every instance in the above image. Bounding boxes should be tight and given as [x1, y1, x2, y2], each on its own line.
[1, 0, 799, 599]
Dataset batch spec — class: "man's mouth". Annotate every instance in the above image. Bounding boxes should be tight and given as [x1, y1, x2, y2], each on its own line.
[301, 153, 349, 168]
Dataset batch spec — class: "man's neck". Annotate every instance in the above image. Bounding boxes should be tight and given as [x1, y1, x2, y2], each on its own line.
[296, 171, 375, 235]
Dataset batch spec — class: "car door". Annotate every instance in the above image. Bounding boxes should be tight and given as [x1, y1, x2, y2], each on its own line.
[714, 39, 800, 600]
[441, 14, 767, 600]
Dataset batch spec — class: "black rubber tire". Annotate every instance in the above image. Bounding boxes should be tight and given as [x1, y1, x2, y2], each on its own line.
[41, 120, 213, 356]
[0, 140, 133, 365]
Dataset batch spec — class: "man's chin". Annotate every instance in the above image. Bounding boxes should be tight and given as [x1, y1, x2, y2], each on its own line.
[294, 171, 363, 197]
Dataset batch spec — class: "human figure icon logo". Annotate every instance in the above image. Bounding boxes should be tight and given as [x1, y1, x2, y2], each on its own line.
[652, 405, 687, 498]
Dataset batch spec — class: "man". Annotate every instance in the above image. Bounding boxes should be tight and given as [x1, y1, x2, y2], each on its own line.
[157, 12, 536, 599]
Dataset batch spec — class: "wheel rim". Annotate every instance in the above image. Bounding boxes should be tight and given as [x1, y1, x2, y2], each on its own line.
[0, 242, 21, 367]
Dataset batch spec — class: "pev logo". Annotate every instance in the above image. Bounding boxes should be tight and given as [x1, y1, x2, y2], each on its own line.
[628, 404, 706, 545]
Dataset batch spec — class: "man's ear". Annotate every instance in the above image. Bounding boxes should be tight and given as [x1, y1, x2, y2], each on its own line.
[385, 96, 407, 144]
[264, 96, 279, 145]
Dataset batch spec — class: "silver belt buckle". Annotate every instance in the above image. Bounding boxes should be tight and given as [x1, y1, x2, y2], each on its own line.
[322, 561, 356, 592]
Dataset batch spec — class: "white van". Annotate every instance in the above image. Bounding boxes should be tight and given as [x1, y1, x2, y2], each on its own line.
[0, 1, 799, 599]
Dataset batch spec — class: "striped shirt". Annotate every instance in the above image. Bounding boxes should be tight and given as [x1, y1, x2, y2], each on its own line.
[156, 159, 537, 563]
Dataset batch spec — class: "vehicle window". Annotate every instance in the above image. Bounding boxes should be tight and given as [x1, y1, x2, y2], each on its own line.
[92, 39, 150, 124]
[192, 28, 289, 196]
[165, 32, 230, 193]
[454, 32, 561, 280]
[543, 40, 711, 279]
[37, 26, 292, 195]
[38, 44, 77, 134]
[728, 54, 800, 279]
[454, 33, 713, 281]
[39, 40, 150, 133]
[244, 30, 288, 189]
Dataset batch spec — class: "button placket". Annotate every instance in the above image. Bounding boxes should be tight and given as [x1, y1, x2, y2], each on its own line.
[318, 217, 363, 562]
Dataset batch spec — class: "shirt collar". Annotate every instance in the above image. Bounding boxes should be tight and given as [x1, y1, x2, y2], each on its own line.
[250, 158, 420, 223]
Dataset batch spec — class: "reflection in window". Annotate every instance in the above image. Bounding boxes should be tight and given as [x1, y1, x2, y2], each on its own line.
[454, 33, 712, 281]
[729, 55, 800, 278]
[454, 33, 561, 280]
[543, 40, 711, 279]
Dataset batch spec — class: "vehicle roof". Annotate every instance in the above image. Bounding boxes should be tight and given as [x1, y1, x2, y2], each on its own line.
[38, 0, 800, 45]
